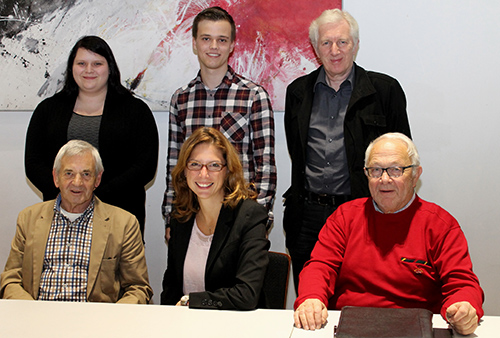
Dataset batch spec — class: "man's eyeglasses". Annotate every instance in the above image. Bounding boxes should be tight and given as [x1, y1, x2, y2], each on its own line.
[364, 165, 416, 178]
[186, 161, 226, 172]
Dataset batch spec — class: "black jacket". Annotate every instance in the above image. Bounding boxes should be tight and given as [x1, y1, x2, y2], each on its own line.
[283, 64, 412, 247]
[24, 90, 159, 232]
[161, 199, 270, 310]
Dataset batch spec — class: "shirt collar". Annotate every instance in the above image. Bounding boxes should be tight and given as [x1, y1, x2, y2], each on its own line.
[373, 193, 416, 214]
[54, 194, 96, 219]
[314, 64, 355, 92]
[192, 65, 235, 89]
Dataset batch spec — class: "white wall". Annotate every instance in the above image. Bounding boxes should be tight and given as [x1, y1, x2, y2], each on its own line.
[344, 0, 500, 315]
[0, 0, 498, 315]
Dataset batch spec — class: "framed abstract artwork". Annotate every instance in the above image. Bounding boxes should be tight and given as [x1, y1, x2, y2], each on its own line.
[1, 0, 341, 111]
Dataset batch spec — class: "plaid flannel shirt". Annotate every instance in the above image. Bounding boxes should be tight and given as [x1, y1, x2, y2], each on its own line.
[38, 195, 94, 301]
[162, 66, 276, 225]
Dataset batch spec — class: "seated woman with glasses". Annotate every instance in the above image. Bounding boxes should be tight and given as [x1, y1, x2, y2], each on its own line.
[160, 127, 270, 310]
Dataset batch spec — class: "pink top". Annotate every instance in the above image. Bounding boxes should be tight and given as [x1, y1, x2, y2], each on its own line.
[183, 219, 213, 295]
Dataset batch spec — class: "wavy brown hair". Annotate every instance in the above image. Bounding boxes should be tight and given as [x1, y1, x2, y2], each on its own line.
[172, 127, 256, 222]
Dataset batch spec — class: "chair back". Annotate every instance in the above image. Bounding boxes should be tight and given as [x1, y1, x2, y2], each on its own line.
[260, 251, 291, 309]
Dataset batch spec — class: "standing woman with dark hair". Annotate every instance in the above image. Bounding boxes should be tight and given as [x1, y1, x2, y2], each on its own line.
[161, 127, 270, 310]
[25, 35, 159, 237]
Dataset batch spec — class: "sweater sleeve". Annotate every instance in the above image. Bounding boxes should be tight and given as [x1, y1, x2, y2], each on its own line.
[294, 208, 346, 309]
[433, 225, 484, 320]
[96, 95, 159, 196]
[25, 98, 67, 200]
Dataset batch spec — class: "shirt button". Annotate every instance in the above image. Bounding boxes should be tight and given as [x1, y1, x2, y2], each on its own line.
[329, 138, 333, 143]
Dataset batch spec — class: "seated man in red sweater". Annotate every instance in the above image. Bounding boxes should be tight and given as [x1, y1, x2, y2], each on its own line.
[293, 132, 484, 335]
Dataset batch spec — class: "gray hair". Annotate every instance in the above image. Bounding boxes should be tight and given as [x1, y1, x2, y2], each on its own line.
[365, 133, 420, 172]
[53, 140, 104, 175]
[309, 9, 359, 52]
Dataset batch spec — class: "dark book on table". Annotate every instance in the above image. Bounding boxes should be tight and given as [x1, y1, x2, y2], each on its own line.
[334, 306, 452, 338]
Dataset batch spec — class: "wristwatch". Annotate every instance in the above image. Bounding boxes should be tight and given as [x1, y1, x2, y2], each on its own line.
[180, 295, 189, 306]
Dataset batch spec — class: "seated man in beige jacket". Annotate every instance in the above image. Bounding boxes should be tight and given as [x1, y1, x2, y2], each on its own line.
[1, 140, 152, 303]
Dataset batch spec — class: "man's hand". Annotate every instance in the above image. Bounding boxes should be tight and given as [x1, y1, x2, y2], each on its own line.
[446, 301, 478, 335]
[293, 299, 328, 330]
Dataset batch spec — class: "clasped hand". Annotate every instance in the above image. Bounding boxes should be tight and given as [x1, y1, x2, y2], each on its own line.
[293, 299, 328, 331]
[446, 301, 478, 335]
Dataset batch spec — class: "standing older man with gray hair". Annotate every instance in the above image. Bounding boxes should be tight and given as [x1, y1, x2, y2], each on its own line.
[283, 8, 412, 293]
[1, 140, 152, 303]
[293, 133, 483, 336]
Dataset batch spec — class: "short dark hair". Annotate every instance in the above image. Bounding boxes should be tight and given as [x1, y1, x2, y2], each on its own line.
[192, 6, 236, 42]
[61, 35, 130, 97]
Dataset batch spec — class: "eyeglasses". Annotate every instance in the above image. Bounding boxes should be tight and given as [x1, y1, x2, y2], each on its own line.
[62, 170, 94, 181]
[186, 161, 226, 172]
[364, 165, 416, 178]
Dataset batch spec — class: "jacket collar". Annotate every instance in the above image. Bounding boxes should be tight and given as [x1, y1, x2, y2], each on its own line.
[86, 197, 112, 298]
[205, 202, 240, 273]
[348, 63, 377, 108]
[31, 196, 108, 300]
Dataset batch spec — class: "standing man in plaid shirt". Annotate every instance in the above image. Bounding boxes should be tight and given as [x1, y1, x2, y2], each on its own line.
[162, 6, 276, 240]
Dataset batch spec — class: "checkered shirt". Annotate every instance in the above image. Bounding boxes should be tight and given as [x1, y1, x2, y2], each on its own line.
[38, 195, 94, 302]
[162, 66, 276, 224]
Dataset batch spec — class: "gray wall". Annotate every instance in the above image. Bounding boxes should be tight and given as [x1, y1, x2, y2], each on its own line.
[0, 0, 498, 314]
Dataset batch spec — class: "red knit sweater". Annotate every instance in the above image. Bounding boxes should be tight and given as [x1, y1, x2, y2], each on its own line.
[295, 196, 484, 320]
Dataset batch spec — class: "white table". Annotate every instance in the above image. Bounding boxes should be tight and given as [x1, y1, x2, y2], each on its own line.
[290, 311, 500, 338]
[0, 300, 497, 337]
[1, 300, 292, 338]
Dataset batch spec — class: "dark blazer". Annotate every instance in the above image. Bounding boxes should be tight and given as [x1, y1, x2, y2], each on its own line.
[24, 90, 159, 233]
[161, 199, 270, 310]
[283, 64, 412, 247]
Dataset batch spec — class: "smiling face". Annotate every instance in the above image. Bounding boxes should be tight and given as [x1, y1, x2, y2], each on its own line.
[192, 19, 235, 74]
[316, 19, 358, 85]
[366, 139, 422, 213]
[53, 152, 102, 213]
[185, 142, 227, 204]
[72, 47, 109, 95]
